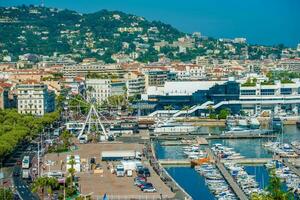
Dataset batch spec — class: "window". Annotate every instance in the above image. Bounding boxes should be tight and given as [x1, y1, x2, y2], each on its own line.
[261, 89, 275, 95]
[281, 88, 292, 95]
[241, 90, 256, 96]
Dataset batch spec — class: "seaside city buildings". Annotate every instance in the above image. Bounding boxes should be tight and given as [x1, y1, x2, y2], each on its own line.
[1, 52, 300, 117]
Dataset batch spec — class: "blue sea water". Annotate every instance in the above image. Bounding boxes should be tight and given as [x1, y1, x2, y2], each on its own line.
[244, 165, 288, 191]
[166, 167, 215, 200]
[1, 0, 299, 46]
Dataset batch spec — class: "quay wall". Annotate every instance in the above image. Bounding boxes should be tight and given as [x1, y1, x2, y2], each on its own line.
[149, 142, 192, 200]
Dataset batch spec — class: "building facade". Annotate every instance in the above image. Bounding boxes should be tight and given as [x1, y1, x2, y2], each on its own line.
[124, 71, 145, 97]
[141, 79, 300, 116]
[86, 78, 128, 103]
[63, 63, 126, 78]
[0, 83, 17, 109]
[17, 81, 55, 116]
[86, 79, 111, 103]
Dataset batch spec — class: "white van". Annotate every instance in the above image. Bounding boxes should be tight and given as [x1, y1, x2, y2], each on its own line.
[116, 165, 125, 177]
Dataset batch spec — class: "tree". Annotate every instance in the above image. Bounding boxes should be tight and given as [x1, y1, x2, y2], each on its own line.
[32, 176, 59, 199]
[60, 130, 72, 149]
[218, 108, 231, 119]
[164, 105, 174, 115]
[65, 155, 77, 198]
[68, 155, 76, 187]
[251, 170, 294, 200]
[0, 188, 14, 200]
[207, 105, 214, 115]
[182, 105, 190, 118]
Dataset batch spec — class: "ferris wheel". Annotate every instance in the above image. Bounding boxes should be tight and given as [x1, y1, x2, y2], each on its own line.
[64, 89, 112, 141]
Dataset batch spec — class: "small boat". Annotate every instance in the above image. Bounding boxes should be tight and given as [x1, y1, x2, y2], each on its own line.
[297, 121, 300, 129]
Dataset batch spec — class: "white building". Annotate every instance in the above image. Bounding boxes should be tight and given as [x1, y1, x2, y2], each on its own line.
[124, 71, 145, 97]
[86, 78, 127, 103]
[86, 79, 111, 103]
[239, 80, 300, 115]
[171, 65, 205, 80]
[17, 81, 55, 116]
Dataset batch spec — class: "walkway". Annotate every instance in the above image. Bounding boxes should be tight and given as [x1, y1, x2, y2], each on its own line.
[207, 148, 248, 200]
[225, 158, 272, 164]
[158, 159, 190, 166]
[283, 158, 300, 177]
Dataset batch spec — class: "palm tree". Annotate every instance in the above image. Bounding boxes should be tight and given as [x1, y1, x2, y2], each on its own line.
[207, 105, 214, 115]
[164, 105, 174, 118]
[32, 177, 58, 199]
[250, 170, 294, 200]
[182, 105, 190, 118]
[46, 177, 59, 199]
[68, 155, 76, 187]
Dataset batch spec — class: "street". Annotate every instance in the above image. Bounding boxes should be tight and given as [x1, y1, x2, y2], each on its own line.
[13, 166, 38, 200]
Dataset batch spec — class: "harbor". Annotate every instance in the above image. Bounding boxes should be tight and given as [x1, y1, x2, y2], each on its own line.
[154, 124, 300, 200]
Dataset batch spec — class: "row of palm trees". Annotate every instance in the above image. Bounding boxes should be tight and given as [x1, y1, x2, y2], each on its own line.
[31, 155, 77, 199]
[164, 105, 191, 117]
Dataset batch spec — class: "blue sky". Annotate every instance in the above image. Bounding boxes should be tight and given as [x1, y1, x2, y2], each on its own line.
[1, 0, 299, 46]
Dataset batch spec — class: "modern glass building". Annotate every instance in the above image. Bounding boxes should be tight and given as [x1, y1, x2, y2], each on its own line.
[141, 79, 300, 116]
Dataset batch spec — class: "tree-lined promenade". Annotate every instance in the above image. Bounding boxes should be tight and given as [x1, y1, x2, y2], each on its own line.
[0, 109, 60, 158]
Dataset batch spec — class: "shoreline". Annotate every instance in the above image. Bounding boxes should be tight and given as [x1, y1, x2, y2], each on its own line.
[149, 142, 192, 200]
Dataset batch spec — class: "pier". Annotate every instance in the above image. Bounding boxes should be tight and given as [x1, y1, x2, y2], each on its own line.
[223, 158, 272, 164]
[160, 137, 208, 146]
[207, 148, 249, 200]
[158, 159, 190, 166]
[283, 158, 300, 177]
[207, 134, 277, 139]
[152, 133, 277, 140]
[290, 144, 300, 155]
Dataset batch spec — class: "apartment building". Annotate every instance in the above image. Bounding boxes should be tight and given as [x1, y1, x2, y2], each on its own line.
[17, 80, 55, 116]
[124, 71, 145, 97]
[63, 62, 126, 78]
[0, 82, 17, 109]
[86, 79, 111, 103]
[85, 78, 127, 103]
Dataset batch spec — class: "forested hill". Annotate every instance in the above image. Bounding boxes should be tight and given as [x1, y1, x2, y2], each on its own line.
[0, 6, 183, 62]
[0, 6, 287, 62]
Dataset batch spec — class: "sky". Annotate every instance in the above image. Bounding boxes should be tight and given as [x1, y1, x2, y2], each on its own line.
[1, 0, 299, 47]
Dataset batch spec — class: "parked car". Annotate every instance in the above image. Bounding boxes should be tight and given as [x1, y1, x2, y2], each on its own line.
[143, 186, 157, 193]
[135, 179, 147, 188]
[143, 168, 151, 177]
[137, 168, 145, 177]
[127, 170, 133, 177]
[136, 164, 144, 171]
[134, 176, 146, 184]
[141, 183, 154, 191]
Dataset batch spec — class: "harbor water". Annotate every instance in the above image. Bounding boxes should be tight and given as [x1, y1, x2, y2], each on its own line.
[154, 125, 300, 199]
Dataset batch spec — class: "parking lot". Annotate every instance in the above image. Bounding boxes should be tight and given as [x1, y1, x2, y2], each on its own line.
[43, 143, 175, 199]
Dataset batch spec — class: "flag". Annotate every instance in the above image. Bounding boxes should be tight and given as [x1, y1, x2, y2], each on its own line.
[103, 193, 109, 200]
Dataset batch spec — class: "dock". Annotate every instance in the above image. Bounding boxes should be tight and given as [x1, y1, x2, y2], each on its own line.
[207, 148, 249, 200]
[290, 145, 300, 155]
[283, 158, 300, 177]
[152, 133, 277, 140]
[158, 159, 190, 166]
[207, 134, 277, 139]
[223, 158, 272, 164]
[160, 137, 209, 146]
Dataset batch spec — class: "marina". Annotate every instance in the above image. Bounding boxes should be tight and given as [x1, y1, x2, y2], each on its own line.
[154, 124, 300, 200]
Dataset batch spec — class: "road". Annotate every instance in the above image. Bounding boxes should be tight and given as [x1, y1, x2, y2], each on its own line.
[13, 166, 38, 200]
